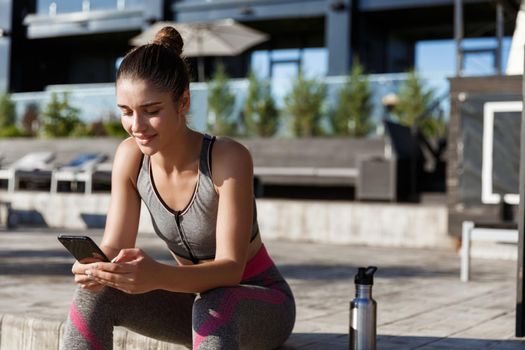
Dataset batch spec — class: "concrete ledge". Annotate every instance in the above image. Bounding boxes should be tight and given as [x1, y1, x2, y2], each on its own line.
[114, 327, 187, 350]
[0, 313, 319, 350]
[0, 191, 453, 249]
[1, 314, 61, 350]
[257, 200, 452, 249]
[0, 314, 188, 350]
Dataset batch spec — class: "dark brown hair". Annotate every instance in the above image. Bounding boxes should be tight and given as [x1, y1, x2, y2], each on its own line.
[116, 26, 190, 102]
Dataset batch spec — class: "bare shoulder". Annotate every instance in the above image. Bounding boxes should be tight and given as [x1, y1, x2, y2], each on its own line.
[113, 137, 144, 186]
[212, 136, 253, 167]
[211, 137, 253, 184]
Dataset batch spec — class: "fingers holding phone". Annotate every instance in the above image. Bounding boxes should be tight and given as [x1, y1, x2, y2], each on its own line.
[72, 257, 105, 292]
[58, 235, 144, 293]
[58, 234, 110, 293]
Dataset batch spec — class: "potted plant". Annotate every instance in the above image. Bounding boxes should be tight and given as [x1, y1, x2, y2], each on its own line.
[330, 59, 373, 137]
[283, 71, 326, 137]
[243, 72, 279, 137]
[207, 64, 237, 136]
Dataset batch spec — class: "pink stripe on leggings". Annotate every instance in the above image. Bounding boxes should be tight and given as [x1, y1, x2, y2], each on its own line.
[194, 286, 286, 349]
[69, 302, 103, 350]
[241, 245, 274, 281]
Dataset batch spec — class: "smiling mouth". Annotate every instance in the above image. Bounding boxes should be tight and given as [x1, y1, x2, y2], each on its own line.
[134, 134, 156, 144]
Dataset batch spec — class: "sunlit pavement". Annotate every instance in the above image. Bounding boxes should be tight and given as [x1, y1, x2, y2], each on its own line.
[0, 228, 524, 349]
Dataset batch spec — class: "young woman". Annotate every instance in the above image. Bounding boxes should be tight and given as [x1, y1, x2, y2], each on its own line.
[62, 26, 295, 350]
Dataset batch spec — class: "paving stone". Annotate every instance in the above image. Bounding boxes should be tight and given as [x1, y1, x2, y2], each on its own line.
[0, 228, 524, 349]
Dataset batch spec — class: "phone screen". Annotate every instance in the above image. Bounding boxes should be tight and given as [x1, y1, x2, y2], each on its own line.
[58, 235, 110, 262]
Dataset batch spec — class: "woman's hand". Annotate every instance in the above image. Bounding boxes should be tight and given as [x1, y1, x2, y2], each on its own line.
[71, 257, 106, 293]
[83, 248, 163, 294]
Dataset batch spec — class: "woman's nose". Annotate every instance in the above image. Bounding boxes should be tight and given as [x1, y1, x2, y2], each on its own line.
[131, 114, 147, 133]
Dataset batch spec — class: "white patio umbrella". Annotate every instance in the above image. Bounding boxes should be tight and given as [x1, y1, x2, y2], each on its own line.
[130, 19, 269, 81]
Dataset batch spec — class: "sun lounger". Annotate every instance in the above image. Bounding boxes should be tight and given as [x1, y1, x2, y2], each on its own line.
[0, 151, 55, 192]
[50, 153, 108, 194]
[91, 162, 113, 192]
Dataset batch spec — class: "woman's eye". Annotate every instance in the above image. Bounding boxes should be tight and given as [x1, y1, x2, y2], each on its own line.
[121, 110, 132, 117]
[145, 110, 160, 115]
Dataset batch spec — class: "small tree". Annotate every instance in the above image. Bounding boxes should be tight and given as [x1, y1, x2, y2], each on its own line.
[392, 70, 444, 138]
[41, 92, 83, 137]
[207, 64, 237, 136]
[243, 72, 279, 137]
[331, 59, 373, 137]
[284, 71, 326, 137]
[0, 93, 16, 129]
[0, 93, 28, 137]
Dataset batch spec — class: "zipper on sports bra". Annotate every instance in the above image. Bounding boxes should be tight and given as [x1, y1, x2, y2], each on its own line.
[175, 213, 199, 264]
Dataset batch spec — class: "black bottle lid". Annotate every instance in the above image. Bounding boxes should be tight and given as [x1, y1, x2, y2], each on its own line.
[355, 266, 378, 285]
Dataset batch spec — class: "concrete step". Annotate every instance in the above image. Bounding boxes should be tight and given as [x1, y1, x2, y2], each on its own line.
[0, 191, 454, 250]
[0, 314, 188, 350]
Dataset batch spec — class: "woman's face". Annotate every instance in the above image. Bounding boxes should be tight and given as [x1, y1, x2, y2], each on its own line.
[116, 78, 188, 155]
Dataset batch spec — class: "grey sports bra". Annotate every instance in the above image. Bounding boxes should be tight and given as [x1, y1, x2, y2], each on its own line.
[136, 134, 260, 263]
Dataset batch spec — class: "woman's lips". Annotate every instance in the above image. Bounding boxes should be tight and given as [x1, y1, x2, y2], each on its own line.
[134, 134, 156, 145]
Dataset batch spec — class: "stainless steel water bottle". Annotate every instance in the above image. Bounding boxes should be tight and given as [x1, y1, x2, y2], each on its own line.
[349, 266, 378, 350]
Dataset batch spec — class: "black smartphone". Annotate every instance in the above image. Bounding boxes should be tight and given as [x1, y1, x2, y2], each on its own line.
[58, 234, 110, 262]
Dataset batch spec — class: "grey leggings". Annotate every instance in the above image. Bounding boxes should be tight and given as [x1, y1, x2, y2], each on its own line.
[62, 249, 295, 350]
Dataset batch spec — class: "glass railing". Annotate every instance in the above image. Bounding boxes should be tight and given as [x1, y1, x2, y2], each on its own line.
[176, 0, 230, 4]
[10, 73, 450, 137]
[36, 0, 143, 16]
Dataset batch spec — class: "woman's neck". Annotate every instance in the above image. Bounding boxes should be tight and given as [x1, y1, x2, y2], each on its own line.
[151, 127, 201, 175]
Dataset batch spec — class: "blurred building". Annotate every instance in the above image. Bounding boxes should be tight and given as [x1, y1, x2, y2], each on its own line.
[0, 0, 519, 94]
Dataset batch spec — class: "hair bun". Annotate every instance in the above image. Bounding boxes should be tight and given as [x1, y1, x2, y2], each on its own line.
[153, 26, 184, 56]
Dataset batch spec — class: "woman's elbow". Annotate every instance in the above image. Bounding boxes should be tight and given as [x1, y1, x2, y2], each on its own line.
[225, 260, 245, 285]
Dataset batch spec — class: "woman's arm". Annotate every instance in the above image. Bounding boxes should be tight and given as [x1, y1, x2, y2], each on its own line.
[99, 137, 143, 259]
[85, 138, 255, 294]
[72, 138, 143, 290]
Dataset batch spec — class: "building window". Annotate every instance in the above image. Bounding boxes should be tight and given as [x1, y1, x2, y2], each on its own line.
[250, 47, 327, 80]
[37, 0, 81, 15]
[302, 48, 328, 77]
[416, 37, 512, 77]
[36, 0, 143, 15]
[89, 0, 119, 11]
[250, 48, 327, 107]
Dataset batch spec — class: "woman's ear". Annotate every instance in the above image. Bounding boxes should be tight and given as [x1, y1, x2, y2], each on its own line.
[179, 90, 190, 116]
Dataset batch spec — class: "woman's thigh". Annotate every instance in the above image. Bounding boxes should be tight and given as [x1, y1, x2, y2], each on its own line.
[71, 286, 195, 347]
[112, 288, 195, 346]
[192, 283, 295, 350]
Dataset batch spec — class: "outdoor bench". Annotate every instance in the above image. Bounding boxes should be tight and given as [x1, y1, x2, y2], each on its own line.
[0, 201, 15, 229]
[239, 137, 388, 197]
[460, 220, 518, 282]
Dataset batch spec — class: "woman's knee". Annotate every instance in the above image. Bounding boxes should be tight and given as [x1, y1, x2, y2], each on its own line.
[70, 285, 128, 318]
[192, 288, 241, 346]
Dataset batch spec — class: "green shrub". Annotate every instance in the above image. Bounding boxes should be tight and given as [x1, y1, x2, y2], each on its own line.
[104, 119, 128, 138]
[0, 93, 31, 138]
[392, 70, 445, 138]
[0, 93, 16, 130]
[0, 125, 28, 138]
[41, 92, 83, 137]
[243, 72, 279, 137]
[284, 71, 326, 137]
[330, 59, 373, 137]
[207, 64, 237, 136]
[70, 123, 92, 137]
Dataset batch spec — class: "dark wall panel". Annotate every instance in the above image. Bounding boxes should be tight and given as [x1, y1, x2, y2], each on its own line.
[448, 75, 522, 237]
